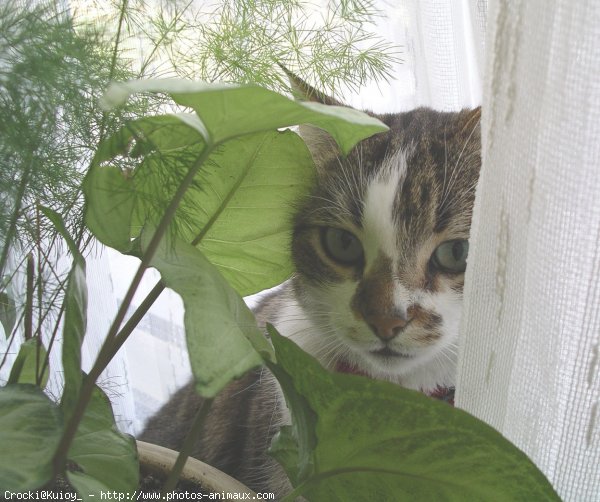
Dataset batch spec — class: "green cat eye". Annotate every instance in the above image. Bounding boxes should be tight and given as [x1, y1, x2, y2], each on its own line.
[431, 239, 469, 273]
[321, 227, 364, 266]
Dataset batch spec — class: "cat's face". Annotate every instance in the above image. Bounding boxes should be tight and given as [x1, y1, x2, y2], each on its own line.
[291, 104, 481, 389]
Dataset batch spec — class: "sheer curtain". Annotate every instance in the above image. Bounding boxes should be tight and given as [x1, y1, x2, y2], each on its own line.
[348, 0, 483, 112]
[456, 0, 600, 500]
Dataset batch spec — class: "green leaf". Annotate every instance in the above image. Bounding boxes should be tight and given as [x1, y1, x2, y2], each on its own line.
[83, 164, 136, 253]
[39, 205, 87, 413]
[83, 114, 206, 254]
[0, 384, 63, 491]
[0, 283, 17, 338]
[59, 255, 87, 422]
[94, 114, 207, 160]
[89, 126, 314, 295]
[143, 227, 272, 398]
[182, 130, 314, 295]
[38, 205, 88, 420]
[267, 328, 560, 502]
[102, 79, 388, 154]
[89, 83, 386, 294]
[67, 386, 138, 499]
[39, 205, 79, 257]
[8, 337, 48, 387]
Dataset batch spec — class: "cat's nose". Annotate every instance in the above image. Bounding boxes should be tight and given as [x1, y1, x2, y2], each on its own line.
[366, 314, 411, 341]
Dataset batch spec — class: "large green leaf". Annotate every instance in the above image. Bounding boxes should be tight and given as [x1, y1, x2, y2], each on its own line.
[177, 130, 314, 295]
[87, 126, 314, 295]
[67, 386, 138, 499]
[82, 164, 136, 253]
[94, 114, 208, 160]
[0, 384, 63, 491]
[143, 227, 272, 398]
[102, 79, 388, 153]
[267, 327, 560, 502]
[83, 115, 206, 253]
[8, 337, 48, 387]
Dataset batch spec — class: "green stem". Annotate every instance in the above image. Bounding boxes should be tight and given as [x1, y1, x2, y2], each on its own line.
[38, 296, 66, 386]
[51, 141, 214, 477]
[0, 163, 31, 280]
[138, 0, 195, 77]
[106, 141, 214, 347]
[107, 280, 165, 361]
[161, 398, 214, 495]
[35, 204, 43, 385]
[0, 310, 22, 372]
[24, 254, 34, 341]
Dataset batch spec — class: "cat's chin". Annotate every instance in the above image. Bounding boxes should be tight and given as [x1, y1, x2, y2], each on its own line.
[370, 346, 415, 359]
[337, 339, 457, 392]
[349, 346, 425, 376]
[332, 347, 416, 377]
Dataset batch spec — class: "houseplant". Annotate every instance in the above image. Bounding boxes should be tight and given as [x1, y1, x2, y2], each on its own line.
[0, 2, 561, 501]
[1, 78, 560, 500]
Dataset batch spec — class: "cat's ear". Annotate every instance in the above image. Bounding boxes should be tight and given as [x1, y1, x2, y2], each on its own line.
[283, 67, 344, 107]
[281, 67, 342, 168]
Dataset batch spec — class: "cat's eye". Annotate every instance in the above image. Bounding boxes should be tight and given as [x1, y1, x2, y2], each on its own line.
[321, 227, 364, 266]
[431, 240, 469, 273]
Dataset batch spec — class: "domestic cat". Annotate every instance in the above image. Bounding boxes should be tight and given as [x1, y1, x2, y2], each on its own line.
[140, 77, 481, 497]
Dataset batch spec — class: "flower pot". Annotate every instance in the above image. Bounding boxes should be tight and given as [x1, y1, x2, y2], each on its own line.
[136, 440, 257, 497]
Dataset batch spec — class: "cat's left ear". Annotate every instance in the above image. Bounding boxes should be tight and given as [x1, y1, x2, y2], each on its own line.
[281, 66, 343, 168]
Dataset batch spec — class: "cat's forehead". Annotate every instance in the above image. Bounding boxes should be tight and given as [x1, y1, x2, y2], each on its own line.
[301, 107, 480, 264]
[361, 150, 409, 260]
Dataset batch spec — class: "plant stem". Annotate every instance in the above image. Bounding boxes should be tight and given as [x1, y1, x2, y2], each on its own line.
[113, 280, 165, 344]
[161, 397, 215, 495]
[38, 295, 66, 386]
[35, 204, 43, 385]
[51, 141, 215, 477]
[0, 312, 22, 372]
[24, 253, 34, 341]
[0, 163, 31, 280]
[104, 140, 214, 349]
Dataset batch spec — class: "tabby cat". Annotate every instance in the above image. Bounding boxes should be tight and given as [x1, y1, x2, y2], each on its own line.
[140, 77, 481, 497]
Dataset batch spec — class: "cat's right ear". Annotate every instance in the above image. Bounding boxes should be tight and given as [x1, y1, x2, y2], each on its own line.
[282, 66, 343, 107]
[281, 66, 342, 169]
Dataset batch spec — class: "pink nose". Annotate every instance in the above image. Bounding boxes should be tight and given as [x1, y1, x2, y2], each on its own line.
[365, 313, 412, 341]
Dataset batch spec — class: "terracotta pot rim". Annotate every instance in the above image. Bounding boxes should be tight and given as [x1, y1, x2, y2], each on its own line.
[136, 440, 257, 497]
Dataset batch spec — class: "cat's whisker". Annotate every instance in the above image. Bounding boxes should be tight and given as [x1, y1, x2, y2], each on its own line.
[439, 124, 480, 211]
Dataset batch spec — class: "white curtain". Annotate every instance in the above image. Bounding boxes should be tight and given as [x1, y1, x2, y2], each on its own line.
[456, 1, 600, 500]
[350, 0, 483, 112]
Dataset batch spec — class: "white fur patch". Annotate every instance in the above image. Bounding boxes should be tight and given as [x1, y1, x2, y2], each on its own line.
[361, 150, 408, 267]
